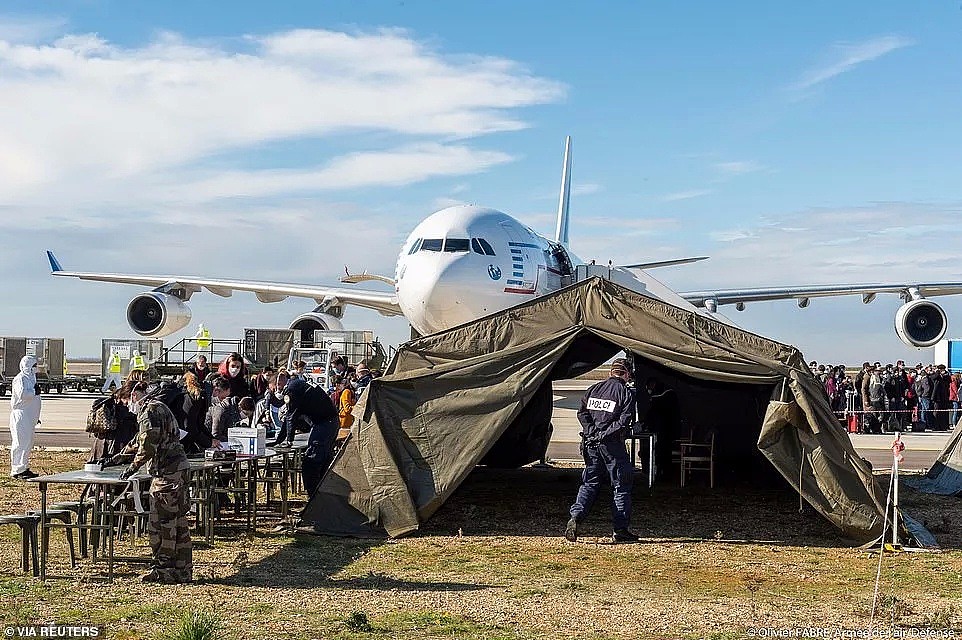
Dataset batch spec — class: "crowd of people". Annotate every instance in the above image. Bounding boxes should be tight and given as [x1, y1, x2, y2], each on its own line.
[88, 352, 378, 470]
[808, 359, 960, 432]
[76, 351, 376, 584]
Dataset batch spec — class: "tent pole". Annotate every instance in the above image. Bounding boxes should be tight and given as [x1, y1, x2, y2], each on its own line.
[892, 446, 900, 548]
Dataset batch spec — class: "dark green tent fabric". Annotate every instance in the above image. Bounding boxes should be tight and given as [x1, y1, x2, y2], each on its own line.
[905, 418, 962, 496]
[303, 277, 887, 542]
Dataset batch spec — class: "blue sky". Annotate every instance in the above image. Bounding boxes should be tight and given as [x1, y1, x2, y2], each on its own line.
[1, 1, 961, 363]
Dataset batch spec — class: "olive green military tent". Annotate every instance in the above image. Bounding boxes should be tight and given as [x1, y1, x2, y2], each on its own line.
[302, 277, 887, 542]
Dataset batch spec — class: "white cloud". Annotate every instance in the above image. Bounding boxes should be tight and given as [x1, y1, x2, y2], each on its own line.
[659, 189, 712, 202]
[713, 161, 765, 177]
[0, 27, 564, 214]
[790, 35, 913, 92]
[710, 229, 756, 242]
[572, 182, 602, 196]
[162, 145, 513, 204]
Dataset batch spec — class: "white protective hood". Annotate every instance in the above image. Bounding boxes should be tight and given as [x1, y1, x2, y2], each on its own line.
[18, 356, 37, 388]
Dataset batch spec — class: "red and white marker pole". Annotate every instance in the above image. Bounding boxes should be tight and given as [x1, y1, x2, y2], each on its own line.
[891, 432, 906, 547]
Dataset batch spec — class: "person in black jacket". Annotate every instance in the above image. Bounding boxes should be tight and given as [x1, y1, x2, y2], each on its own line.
[565, 359, 638, 543]
[180, 371, 214, 454]
[915, 365, 933, 430]
[281, 378, 339, 497]
[931, 364, 951, 431]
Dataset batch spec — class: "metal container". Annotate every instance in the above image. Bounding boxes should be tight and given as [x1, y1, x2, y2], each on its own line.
[243, 328, 296, 370]
[310, 330, 375, 367]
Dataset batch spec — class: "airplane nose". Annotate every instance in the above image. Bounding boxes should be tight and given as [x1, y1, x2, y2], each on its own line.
[397, 255, 478, 334]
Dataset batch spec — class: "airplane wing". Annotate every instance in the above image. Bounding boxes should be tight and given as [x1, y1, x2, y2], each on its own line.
[46, 251, 401, 316]
[679, 282, 962, 311]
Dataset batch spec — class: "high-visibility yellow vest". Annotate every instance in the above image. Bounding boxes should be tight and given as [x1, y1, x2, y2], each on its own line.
[108, 353, 123, 374]
[196, 328, 211, 349]
[130, 354, 146, 371]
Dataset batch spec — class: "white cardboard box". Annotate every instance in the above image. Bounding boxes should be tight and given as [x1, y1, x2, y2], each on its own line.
[227, 426, 267, 456]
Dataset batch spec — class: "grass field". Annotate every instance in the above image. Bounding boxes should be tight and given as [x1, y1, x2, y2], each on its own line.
[0, 450, 958, 639]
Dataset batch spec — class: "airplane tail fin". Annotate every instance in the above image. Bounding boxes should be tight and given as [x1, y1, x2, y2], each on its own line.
[554, 135, 572, 247]
[46, 250, 63, 272]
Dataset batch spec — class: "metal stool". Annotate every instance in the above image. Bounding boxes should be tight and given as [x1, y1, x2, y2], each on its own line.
[27, 509, 77, 568]
[0, 514, 40, 576]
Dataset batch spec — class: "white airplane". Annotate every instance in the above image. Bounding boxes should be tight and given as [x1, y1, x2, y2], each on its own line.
[47, 137, 962, 349]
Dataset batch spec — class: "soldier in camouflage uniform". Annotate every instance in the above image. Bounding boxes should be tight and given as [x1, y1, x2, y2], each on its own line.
[118, 382, 192, 583]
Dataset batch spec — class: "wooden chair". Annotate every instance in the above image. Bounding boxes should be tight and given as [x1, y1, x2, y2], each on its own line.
[680, 432, 715, 488]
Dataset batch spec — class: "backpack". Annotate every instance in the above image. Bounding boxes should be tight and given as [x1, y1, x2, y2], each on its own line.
[86, 398, 121, 437]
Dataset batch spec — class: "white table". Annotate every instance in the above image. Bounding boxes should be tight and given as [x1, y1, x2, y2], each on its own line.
[29, 468, 151, 581]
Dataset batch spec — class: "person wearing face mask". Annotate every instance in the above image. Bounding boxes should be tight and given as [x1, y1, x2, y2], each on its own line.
[217, 352, 251, 399]
[9, 356, 42, 479]
[354, 363, 374, 397]
[114, 382, 192, 584]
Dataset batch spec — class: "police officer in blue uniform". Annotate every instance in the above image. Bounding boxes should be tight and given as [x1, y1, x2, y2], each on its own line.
[565, 358, 639, 543]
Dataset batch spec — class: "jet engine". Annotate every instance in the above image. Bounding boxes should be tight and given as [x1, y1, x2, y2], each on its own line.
[894, 299, 947, 348]
[126, 292, 192, 338]
[289, 312, 345, 346]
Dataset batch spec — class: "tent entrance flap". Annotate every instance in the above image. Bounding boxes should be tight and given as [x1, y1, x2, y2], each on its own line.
[302, 277, 887, 543]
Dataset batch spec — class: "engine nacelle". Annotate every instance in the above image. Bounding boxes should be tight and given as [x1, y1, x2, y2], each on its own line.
[289, 312, 344, 347]
[894, 299, 947, 348]
[126, 293, 192, 338]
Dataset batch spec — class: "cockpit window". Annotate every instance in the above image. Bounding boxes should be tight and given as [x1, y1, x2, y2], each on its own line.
[443, 238, 470, 252]
[421, 239, 443, 252]
[477, 238, 496, 256]
[471, 239, 484, 255]
[407, 238, 422, 255]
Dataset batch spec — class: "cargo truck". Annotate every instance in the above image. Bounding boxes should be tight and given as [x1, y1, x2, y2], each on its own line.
[0, 336, 67, 395]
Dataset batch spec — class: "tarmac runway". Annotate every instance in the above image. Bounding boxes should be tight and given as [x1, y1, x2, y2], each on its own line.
[0, 385, 950, 471]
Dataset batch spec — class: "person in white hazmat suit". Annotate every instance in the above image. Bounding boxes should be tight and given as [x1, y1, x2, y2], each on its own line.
[9, 356, 41, 479]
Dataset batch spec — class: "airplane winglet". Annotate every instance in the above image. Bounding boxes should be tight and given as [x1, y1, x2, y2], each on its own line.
[46, 250, 63, 273]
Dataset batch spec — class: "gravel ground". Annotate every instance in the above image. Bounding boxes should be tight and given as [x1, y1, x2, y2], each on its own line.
[0, 450, 958, 639]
